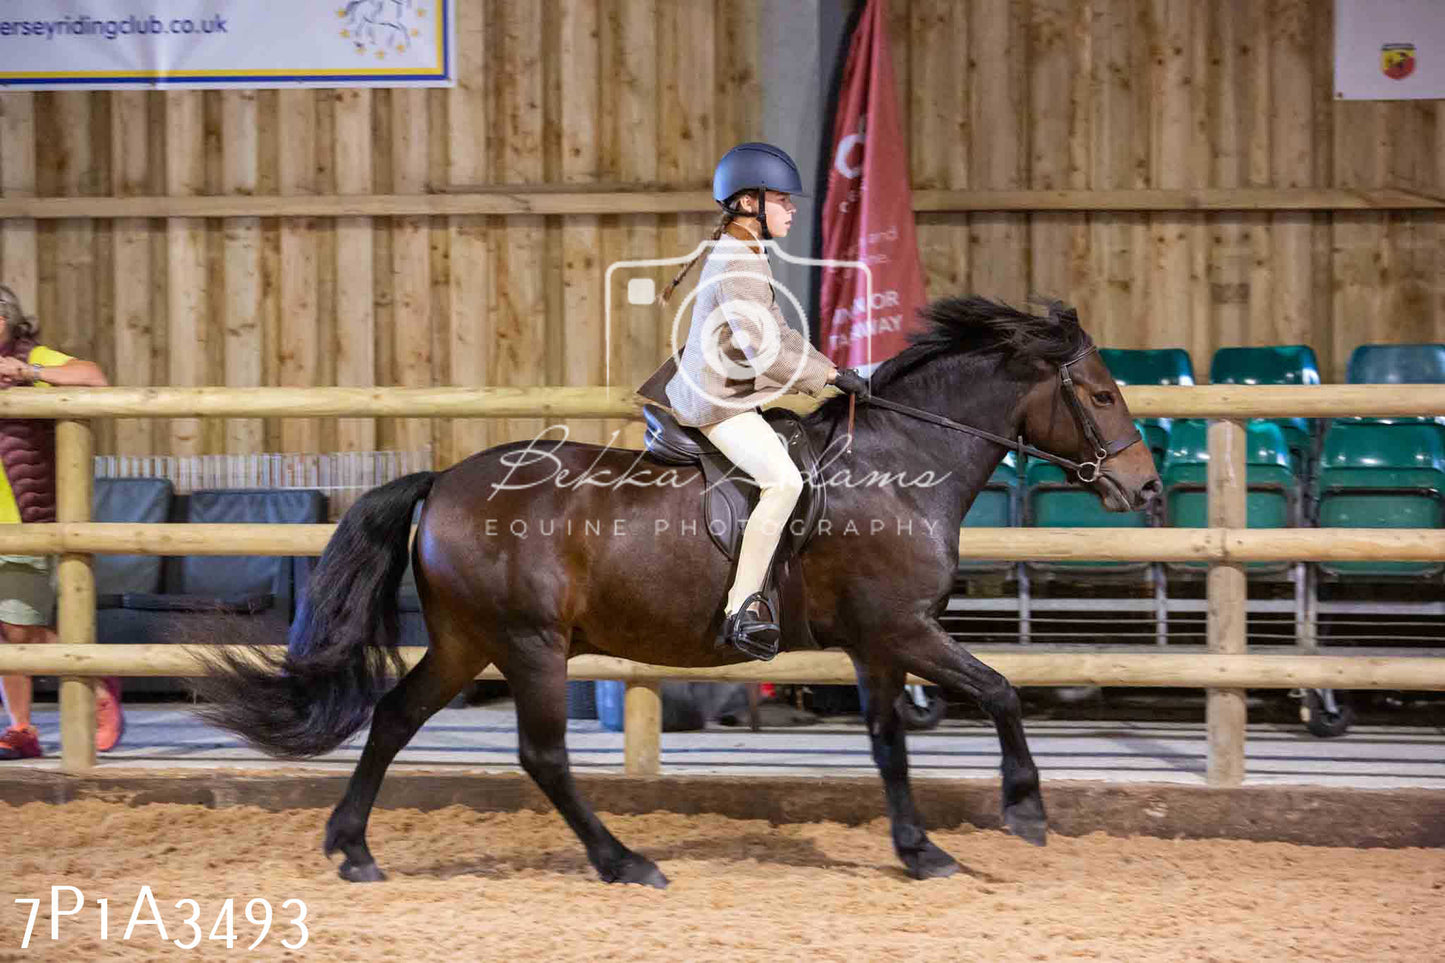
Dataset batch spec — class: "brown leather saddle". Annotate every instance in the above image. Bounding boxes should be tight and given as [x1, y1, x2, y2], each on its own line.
[641, 403, 826, 653]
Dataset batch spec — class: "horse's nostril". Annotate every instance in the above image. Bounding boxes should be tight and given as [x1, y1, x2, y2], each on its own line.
[1141, 478, 1162, 498]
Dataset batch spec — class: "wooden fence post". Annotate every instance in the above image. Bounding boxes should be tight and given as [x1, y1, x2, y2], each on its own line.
[623, 681, 662, 776]
[1207, 418, 1248, 786]
[55, 419, 96, 772]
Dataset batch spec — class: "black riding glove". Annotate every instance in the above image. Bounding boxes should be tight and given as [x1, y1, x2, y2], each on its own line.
[832, 368, 871, 400]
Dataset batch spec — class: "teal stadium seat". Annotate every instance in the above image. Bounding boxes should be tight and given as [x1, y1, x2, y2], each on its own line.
[1098, 348, 1195, 470]
[1160, 419, 1298, 576]
[1024, 438, 1153, 578]
[1314, 422, 1445, 580]
[957, 452, 1018, 576]
[1319, 344, 1445, 579]
[1209, 345, 1320, 479]
[1345, 343, 1445, 430]
[1347, 343, 1445, 385]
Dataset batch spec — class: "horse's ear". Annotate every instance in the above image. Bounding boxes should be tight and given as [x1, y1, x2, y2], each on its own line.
[1037, 297, 1078, 326]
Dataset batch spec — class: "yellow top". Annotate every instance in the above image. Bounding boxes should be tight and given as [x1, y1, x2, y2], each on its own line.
[0, 346, 73, 571]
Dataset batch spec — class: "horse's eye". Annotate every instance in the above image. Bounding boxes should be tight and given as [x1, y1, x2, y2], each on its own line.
[1092, 391, 1114, 406]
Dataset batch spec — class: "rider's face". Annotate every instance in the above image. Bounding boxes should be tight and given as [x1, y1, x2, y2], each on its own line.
[762, 191, 795, 237]
[739, 190, 796, 238]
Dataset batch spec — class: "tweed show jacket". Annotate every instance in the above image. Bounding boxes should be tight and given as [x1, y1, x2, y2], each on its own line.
[645, 226, 837, 428]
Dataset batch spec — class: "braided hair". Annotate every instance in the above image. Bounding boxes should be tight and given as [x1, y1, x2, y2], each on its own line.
[657, 208, 735, 305]
[658, 185, 770, 305]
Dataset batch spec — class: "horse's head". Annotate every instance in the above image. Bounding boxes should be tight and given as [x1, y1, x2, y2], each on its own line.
[833, 296, 1162, 514]
[1016, 341, 1161, 513]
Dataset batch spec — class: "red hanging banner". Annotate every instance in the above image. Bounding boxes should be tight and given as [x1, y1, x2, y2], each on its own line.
[817, 0, 929, 373]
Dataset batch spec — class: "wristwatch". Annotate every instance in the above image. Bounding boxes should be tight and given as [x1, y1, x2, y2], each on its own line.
[27, 363, 42, 383]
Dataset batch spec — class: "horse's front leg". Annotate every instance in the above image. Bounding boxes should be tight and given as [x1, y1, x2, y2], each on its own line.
[852, 657, 961, 879]
[881, 619, 1048, 846]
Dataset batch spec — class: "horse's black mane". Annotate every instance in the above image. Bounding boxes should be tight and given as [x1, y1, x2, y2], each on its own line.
[811, 296, 1091, 420]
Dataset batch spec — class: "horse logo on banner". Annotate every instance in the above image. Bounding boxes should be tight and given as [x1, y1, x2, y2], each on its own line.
[339, 0, 423, 57]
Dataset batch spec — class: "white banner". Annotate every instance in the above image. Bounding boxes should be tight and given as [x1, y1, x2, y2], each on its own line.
[1336, 0, 1445, 100]
[0, 1, 454, 89]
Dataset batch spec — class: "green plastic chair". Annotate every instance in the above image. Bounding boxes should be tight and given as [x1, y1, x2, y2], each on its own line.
[1314, 422, 1445, 579]
[1161, 420, 1298, 576]
[1209, 345, 1320, 479]
[1023, 443, 1153, 578]
[1099, 347, 1196, 387]
[1098, 348, 1194, 470]
[1347, 343, 1445, 384]
[1344, 343, 1445, 429]
[958, 452, 1018, 576]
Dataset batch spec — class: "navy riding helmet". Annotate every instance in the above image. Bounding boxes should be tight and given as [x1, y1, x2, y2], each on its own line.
[712, 142, 808, 240]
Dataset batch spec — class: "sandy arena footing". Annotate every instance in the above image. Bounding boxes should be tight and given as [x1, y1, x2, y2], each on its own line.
[3, 769, 1443, 849]
[2, 794, 1442, 962]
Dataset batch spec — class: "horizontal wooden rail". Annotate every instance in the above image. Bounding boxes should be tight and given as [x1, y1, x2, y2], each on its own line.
[0, 386, 643, 419]
[0, 191, 719, 219]
[0, 524, 1439, 562]
[4, 645, 1443, 690]
[1121, 384, 1445, 418]
[912, 187, 1445, 212]
[1, 384, 1444, 420]
[958, 528, 1445, 562]
[2, 188, 1442, 220]
[0, 523, 335, 555]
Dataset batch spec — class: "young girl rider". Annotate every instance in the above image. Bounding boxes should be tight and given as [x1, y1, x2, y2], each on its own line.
[654, 142, 869, 658]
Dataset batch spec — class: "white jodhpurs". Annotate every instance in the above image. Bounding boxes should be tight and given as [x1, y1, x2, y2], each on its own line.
[700, 409, 804, 616]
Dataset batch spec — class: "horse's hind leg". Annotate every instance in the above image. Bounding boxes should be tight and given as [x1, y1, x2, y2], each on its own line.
[852, 657, 960, 880]
[502, 632, 668, 888]
[884, 619, 1048, 846]
[324, 645, 487, 882]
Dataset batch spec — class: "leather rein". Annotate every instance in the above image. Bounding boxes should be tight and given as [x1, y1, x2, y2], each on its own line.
[852, 347, 1143, 484]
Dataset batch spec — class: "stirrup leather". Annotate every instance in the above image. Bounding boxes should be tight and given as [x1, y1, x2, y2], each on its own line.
[721, 591, 781, 662]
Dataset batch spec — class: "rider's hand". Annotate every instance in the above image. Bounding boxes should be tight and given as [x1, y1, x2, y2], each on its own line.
[832, 368, 870, 400]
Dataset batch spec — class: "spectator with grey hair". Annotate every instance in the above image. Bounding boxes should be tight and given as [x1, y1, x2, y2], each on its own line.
[0, 285, 117, 760]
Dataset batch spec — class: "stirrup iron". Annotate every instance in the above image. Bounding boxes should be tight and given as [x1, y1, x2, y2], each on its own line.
[720, 591, 780, 662]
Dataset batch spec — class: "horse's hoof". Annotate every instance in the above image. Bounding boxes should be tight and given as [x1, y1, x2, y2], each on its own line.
[601, 855, 669, 889]
[1003, 801, 1049, 848]
[338, 859, 387, 883]
[902, 841, 960, 880]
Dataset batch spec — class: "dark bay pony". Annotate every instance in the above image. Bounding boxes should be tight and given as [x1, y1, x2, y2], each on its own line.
[194, 297, 1160, 887]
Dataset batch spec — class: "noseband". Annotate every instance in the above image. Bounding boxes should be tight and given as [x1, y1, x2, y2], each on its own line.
[1054, 348, 1144, 482]
[853, 347, 1143, 483]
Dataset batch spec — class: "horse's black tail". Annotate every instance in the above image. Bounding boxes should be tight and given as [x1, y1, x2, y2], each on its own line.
[190, 471, 437, 759]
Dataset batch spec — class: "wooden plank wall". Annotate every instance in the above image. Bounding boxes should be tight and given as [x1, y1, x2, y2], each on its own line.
[0, 0, 1441, 465]
[0, 0, 761, 462]
[902, 0, 1445, 382]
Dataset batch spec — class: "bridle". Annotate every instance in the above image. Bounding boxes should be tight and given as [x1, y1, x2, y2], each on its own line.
[857, 347, 1141, 483]
[854, 347, 1144, 484]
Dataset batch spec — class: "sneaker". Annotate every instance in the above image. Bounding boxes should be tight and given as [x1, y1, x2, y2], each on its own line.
[96, 676, 125, 753]
[0, 725, 42, 760]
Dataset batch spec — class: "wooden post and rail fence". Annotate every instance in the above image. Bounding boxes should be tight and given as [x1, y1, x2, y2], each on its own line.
[1, 385, 1444, 783]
